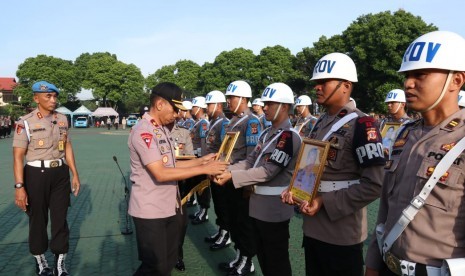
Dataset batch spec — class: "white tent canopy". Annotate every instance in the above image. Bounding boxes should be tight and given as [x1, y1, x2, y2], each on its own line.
[73, 105, 92, 116]
[91, 107, 119, 117]
[56, 106, 72, 115]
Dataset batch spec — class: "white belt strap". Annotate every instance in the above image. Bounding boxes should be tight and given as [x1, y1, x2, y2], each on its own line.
[318, 180, 360, 192]
[382, 135, 465, 255]
[255, 186, 288, 195]
[27, 159, 64, 168]
[322, 112, 358, 141]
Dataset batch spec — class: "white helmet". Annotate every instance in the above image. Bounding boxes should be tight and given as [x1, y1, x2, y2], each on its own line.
[225, 80, 252, 98]
[385, 89, 406, 103]
[295, 95, 312, 106]
[399, 31, 465, 72]
[261, 83, 294, 104]
[182, 100, 192, 110]
[311, 52, 358, 82]
[205, 90, 226, 104]
[252, 98, 264, 107]
[459, 90, 465, 107]
[192, 96, 207, 108]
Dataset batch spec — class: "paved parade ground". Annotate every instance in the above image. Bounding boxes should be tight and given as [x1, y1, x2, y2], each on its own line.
[0, 127, 379, 275]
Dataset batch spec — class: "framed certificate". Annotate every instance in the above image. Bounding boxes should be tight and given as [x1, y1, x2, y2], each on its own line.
[289, 138, 330, 204]
[381, 122, 401, 150]
[215, 131, 240, 162]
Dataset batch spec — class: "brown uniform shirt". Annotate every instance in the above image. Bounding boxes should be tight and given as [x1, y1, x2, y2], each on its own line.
[230, 119, 302, 222]
[128, 113, 178, 219]
[190, 117, 209, 156]
[304, 101, 385, 246]
[13, 109, 69, 161]
[171, 123, 194, 156]
[366, 109, 465, 269]
[206, 114, 229, 155]
[294, 113, 317, 137]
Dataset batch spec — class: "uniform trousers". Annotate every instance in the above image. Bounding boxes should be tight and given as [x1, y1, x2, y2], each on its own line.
[252, 218, 291, 276]
[225, 181, 256, 257]
[133, 210, 181, 276]
[24, 164, 71, 255]
[210, 183, 229, 230]
[303, 236, 364, 276]
[177, 182, 189, 260]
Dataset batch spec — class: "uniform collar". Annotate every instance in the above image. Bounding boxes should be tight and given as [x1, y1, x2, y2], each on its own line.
[237, 108, 252, 118]
[268, 118, 291, 136]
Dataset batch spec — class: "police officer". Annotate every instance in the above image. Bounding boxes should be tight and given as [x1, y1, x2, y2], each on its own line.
[282, 53, 385, 276]
[293, 95, 317, 137]
[203, 90, 232, 250]
[188, 96, 211, 224]
[219, 80, 261, 275]
[215, 82, 302, 276]
[170, 116, 194, 272]
[13, 81, 80, 276]
[128, 82, 227, 276]
[366, 31, 465, 276]
[180, 100, 195, 131]
[380, 89, 411, 130]
[251, 98, 271, 129]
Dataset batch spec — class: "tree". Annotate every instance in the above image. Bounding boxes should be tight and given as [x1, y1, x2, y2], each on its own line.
[146, 60, 201, 98]
[14, 55, 80, 105]
[198, 48, 257, 95]
[77, 53, 145, 109]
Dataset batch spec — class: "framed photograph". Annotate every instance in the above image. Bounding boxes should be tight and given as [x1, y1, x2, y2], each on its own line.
[289, 138, 330, 204]
[381, 122, 401, 150]
[215, 131, 240, 162]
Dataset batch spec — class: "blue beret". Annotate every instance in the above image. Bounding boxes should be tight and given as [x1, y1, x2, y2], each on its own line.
[32, 81, 60, 95]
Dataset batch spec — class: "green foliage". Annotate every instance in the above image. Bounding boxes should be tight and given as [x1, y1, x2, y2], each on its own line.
[14, 55, 80, 105]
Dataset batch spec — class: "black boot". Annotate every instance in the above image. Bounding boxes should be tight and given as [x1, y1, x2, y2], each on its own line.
[218, 249, 240, 271]
[175, 258, 185, 271]
[205, 229, 221, 243]
[210, 229, 231, 250]
[54, 254, 69, 276]
[228, 256, 255, 275]
[188, 208, 200, 219]
[191, 208, 208, 225]
[34, 254, 53, 276]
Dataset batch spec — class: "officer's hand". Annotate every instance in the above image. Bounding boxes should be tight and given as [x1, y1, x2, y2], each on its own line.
[300, 196, 323, 216]
[213, 171, 232, 186]
[200, 153, 217, 164]
[365, 268, 379, 276]
[203, 160, 228, 176]
[72, 177, 80, 196]
[15, 188, 28, 212]
[280, 188, 294, 205]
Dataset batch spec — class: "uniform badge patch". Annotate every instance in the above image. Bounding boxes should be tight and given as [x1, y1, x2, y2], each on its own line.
[162, 155, 169, 164]
[37, 112, 43, 119]
[16, 124, 24, 134]
[327, 148, 337, 161]
[426, 166, 435, 176]
[393, 139, 406, 148]
[154, 129, 159, 133]
[156, 134, 162, 138]
[38, 140, 44, 146]
[59, 122, 65, 127]
[367, 128, 378, 141]
[445, 118, 460, 130]
[250, 123, 259, 134]
[384, 160, 393, 169]
[140, 133, 153, 148]
[441, 142, 456, 152]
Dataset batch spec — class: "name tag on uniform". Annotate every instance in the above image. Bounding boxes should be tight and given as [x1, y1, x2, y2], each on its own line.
[58, 140, 65, 151]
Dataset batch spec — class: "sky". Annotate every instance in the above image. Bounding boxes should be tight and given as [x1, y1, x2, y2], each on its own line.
[1, 0, 464, 99]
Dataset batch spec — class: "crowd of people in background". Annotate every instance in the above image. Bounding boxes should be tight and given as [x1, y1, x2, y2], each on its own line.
[0, 115, 13, 139]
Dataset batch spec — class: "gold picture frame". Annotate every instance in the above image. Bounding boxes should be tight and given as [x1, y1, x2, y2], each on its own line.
[381, 122, 401, 150]
[289, 138, 330, 204]
[216, 131, 240, 162]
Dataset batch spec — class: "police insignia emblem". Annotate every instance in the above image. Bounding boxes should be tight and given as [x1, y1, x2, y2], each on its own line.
[162, 155, 168, 164]
[441, 142, 456, 152]
[38, 140, 44, 146]
[251, 123, 258, 134]
[327, 148, 337, 161]
[140, 133, 153, 148]
[426, 166, 435, 177]
[393, 139, 406, 148]
[445, 118, 460, 130]
[37, 112, 43, 119]
[366, 128, 377, 141]
[156, 134, 162, 138]
[40, 84, 48, 91]
[59, 121, 65, 127]
[16, 124, 24, 134]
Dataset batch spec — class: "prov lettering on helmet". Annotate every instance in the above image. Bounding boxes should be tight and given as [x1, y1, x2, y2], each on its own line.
[296, 98, 302, 104]
[386, 92, 398, 100]
[262, 87, 277, 98]
[403, 42, 441, 63]
[206, 95, 213, 102]
[356, 143, 384, 164]
[314, 60, 336, 74]
[227, 83, 238, 93]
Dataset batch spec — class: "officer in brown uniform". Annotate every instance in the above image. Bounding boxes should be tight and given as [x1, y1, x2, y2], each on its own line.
[282, 53, 385, 276]
[128, 82, 227, 276]
[366, 31, 465, 276]
[293, 95, 317, 137]
[13, 81, 80, 276]
[219, 80, 261, 275]
[215, 82, 301, 276]
[170, 119, 194, 272]
[203, 90, 231, 250]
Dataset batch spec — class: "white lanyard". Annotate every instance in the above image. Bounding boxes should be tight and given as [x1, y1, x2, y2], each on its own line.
[322, 112, 359, 141]
[253, 128, 300, 168]
[206, 117, 223, 137]
[230, 115, 249, 130]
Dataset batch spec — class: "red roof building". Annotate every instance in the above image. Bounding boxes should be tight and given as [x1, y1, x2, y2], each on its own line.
[0, 77, 18, 105]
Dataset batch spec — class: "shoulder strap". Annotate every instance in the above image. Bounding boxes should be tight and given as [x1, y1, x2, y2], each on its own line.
[23, 120, 31, 142]
[322, 112, 359, 141]
[382, 135, 465, 254]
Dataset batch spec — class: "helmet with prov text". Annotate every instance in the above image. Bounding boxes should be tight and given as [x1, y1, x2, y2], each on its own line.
[385, 89, 406, 103]
[225, 80, 252, 98]
[261, 83, 294, 104]
[205, 90, 226, 104]
[192, 96, 207, 108]
[252, 98, 264, 107]
[295, 95, 312, 106]
[182, 100, 192, 110]
[311, 52, 358, 82]
[398, 31, 465, 72]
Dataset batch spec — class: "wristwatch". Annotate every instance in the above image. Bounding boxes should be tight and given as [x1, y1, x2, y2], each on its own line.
[14, 183, 24, 189]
